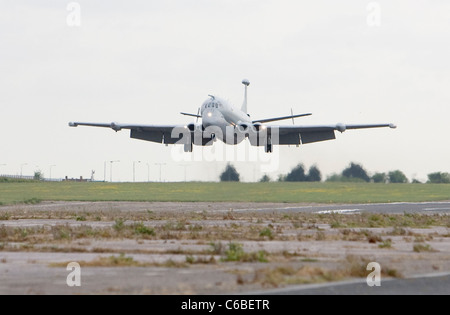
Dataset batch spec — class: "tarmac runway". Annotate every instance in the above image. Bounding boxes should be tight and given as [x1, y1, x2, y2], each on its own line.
[2, 200, 450, 215]
[233, 201, 450, 215]
[249, 272, 450, 295]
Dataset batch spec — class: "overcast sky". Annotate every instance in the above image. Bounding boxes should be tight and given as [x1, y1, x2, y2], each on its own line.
[1, 1, 449, 182]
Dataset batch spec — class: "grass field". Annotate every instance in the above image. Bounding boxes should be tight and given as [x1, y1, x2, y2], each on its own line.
[0, 181, 449, 205]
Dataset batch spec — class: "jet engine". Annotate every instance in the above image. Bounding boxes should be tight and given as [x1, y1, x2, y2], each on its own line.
[252, 123, 264, 132]
[231, 122, 268, 146]
[187, 122, 204, 132]
[237, 123, 250, 133]
[236, 123, 266, 133]
[186, 122, 214, 146]
[236, 122, 267, 134]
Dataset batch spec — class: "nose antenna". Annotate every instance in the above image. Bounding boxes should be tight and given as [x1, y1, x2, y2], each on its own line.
[241, 79, 250, 114]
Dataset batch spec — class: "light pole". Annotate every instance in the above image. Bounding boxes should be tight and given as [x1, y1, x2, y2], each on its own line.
[133, 161, 141, 182]
[0, 164, 5, 175]
[49, 165, 56, 180]
[110, 160, 120, 182]
[20, 163, 28, 177]
[154, 163, 166, 182]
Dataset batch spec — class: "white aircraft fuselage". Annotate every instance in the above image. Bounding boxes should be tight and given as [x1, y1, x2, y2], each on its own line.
[201, 95, 252, 134]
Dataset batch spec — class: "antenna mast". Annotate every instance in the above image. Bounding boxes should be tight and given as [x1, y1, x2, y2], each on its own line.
[241, 79, 250, 114]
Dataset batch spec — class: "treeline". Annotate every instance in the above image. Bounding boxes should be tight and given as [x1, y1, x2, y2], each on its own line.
[0, 176, 37, 183]
[219, 162, 449, 184]
[276, 165, 322, 182]
[325, 163, 409, 183]
[275, 162, 449, 184]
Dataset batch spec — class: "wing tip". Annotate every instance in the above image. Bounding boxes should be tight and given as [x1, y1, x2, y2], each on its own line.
[389, 123, 397, 129]
[69, 122, 77, 127]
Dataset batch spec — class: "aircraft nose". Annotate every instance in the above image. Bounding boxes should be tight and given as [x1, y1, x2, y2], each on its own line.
[203, 110, 224, 127]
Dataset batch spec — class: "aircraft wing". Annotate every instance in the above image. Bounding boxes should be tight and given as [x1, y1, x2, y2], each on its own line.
[69, 121, 396, 150]
[266, 123, 396, 145]
[253, 113, 312, 124]
[180, 112, 202, 119]
[69, 122, 191, 144]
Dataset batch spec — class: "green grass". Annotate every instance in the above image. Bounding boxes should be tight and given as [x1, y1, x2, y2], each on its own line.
[50, 253, 144, 267]
[0, 181, 449, 205]
[259, 227, 274, 240]
[222, 243, 268, 263]
[413, 243, 436, 253]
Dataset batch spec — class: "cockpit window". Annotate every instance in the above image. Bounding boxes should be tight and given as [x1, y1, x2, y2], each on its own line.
[205, 101, 222, 109]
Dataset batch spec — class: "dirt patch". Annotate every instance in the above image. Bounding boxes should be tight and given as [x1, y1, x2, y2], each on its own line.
[0, 201, 449, 294]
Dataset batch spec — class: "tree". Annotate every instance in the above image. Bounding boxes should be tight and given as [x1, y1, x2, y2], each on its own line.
[259, 174, 271, 182]
[388, 170, 408, 183]
[306, 165, 322, 182]
[427, 172, 450, 184]
[277, 174, 286, 182]
[372, 172, 387, 183]
[342, 163, 370, 182]
[220, 164, 240, 182]
[285, 164, 307, 182]
[326, 173, 344, 182]
[34, 171, 44, 181]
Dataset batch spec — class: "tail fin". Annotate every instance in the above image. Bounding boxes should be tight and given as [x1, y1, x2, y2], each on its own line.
[241, 79, 250, 114]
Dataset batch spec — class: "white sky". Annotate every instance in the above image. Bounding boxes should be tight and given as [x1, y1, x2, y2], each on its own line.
[1, 0, 449, 182]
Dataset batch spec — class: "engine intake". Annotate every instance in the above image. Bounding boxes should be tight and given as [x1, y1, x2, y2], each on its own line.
[237, 123, 250, 132]
[252, 123, 263, 132]
[237, 123, 266, 133]
[187, 123, 204, 132]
